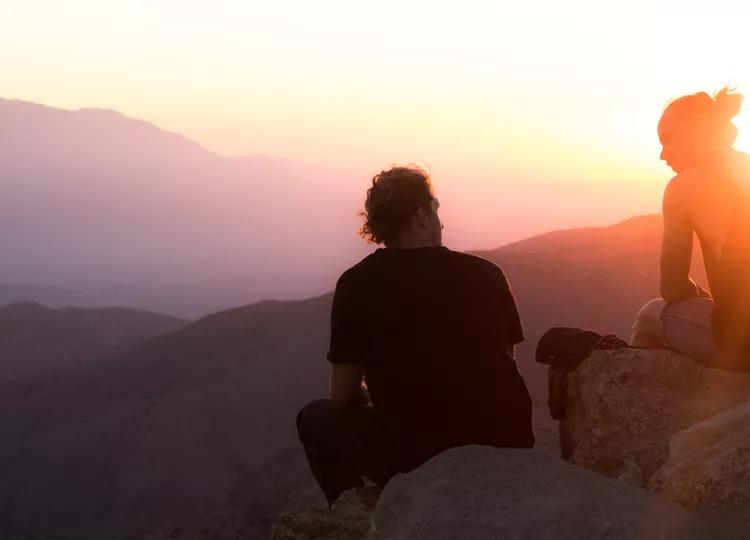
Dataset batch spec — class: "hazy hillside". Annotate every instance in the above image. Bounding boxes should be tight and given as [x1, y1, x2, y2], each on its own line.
[0, 215, 706, 539]
[0, 295, 332, 539]
[0, 98, 369, 318]
[0, 302, 187, 383]
[484, 215, 689, 341]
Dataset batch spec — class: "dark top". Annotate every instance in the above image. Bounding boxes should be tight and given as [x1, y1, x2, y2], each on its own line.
[327, 246, 534, 468]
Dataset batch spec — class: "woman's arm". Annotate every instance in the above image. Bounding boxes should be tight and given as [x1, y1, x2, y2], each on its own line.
[660, 177, 700, 301]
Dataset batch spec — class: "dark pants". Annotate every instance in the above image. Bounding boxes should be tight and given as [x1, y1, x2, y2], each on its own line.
[296, 399, 401, 505]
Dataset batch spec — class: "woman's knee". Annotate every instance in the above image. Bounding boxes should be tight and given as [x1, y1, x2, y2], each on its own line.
[661, 298, 715, 363]
[630, 298, 667, 347]
[636, 298, 667, 322]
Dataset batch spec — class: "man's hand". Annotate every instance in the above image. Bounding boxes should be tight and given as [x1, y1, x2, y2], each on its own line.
[330, 363, 367, 409]
[349, 384, 371, 409]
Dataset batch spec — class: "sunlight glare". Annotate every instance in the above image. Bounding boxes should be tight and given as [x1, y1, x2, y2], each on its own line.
[734, 110, 750, 153]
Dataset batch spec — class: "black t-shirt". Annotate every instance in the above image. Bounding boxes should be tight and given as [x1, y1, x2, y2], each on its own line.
[327, 246, 534, 468]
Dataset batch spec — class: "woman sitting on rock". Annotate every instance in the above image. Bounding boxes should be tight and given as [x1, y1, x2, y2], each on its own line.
[631, 87, 750, 370]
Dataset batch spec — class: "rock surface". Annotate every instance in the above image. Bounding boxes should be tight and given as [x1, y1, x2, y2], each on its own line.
[154, 485, 373, 540]
[561, 348, 750, 485]
[148, 446, 327, 540]
[271, 487, 380, 540]
[650, 401, 750, 513]
[371, 446, 724, 540]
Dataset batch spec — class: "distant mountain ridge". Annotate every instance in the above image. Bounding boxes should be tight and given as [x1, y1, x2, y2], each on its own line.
[0, 294, 331, 539]
[497, 215, 662, 256]
[0, 98, 369, 318]
[0, 302, 187, 383]
[1, 97, 661, 319]
[0, 214, 703, 539]
[0, 98, 209, 153]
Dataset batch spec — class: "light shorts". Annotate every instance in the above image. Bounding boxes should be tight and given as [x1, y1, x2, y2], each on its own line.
[660, 297, 716, 365]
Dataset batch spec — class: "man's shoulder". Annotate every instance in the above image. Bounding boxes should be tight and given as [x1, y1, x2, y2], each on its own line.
[445, 249, 506, 278]
[335, 248, 507, 284]
[335, 251, 382, 286]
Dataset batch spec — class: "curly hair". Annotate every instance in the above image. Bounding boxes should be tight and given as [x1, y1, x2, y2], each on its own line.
[358, 165, 435, 245]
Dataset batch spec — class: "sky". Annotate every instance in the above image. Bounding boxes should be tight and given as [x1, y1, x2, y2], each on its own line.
[3, 0, 750, 246]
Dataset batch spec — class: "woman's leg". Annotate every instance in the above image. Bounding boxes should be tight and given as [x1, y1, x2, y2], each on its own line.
[661, 297, 716, 364]
[630, 298, 668, 347]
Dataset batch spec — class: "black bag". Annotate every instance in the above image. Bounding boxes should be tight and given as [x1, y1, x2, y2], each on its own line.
[536, 327, 604, 372]
[536, 327, 629, 420]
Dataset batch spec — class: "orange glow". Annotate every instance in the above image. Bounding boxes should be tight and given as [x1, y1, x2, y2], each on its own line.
[3, 0, 750, 248]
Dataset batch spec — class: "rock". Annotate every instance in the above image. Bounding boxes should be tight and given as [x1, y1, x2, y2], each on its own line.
[270, 486, 380, 540]
[616, 457, 644, 486]
[561, 348, 750, 485]
[371, 445, 725, 540]
[650, 401, 750, 513]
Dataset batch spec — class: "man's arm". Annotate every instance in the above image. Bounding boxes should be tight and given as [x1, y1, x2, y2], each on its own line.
[661, 177, 700, 301]
[490, 265, 524, 355]
[327, 270, 369, 408]
[330, 363, 369, 408]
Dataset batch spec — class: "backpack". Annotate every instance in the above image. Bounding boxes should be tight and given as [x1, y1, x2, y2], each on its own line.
[536, 327, 628, 420]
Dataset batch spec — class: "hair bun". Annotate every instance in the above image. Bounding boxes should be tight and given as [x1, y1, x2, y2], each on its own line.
[714, 87, 743, 120]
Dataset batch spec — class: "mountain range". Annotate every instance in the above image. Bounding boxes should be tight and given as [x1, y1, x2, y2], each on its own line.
[0, 98, 369, 318]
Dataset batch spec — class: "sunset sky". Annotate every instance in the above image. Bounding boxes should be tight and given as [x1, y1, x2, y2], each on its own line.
[3, 0, 750, 246]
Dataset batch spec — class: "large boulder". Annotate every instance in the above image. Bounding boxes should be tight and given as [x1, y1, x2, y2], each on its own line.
[561, 348, 750, 485]
[371, 446, 725, 540]
[650, 401, 750, 512]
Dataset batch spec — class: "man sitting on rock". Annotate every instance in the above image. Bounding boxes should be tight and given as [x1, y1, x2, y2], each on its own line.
[296, 165, 534, 505]
[631, 88, 750, 370]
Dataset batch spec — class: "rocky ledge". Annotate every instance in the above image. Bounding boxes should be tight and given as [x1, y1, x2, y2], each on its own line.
[274, 446, 735, 539]
[562, 347, 750, 515]
[274, 348, 750, 538]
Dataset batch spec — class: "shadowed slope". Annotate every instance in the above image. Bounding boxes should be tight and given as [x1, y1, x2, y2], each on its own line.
[0, 295, 332, 539]
[479, 215, 666, 338]
[0, 302, 187, 382]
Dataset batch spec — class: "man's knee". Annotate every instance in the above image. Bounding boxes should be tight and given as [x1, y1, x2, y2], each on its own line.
[296, 399, 341, 443]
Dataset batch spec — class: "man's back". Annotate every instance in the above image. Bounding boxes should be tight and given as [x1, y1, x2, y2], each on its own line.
[328, 246, 533, 467]
[298, 165, 533, 504]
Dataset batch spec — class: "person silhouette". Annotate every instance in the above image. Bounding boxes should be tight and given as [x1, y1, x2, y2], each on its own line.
[296, 165, 534, 505]
[631, 87, 750, 370]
